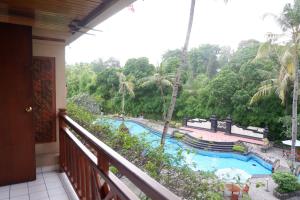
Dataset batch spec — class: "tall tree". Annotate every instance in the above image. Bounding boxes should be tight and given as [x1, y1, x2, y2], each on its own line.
[251, 0, 300, 171]
[140, 65, 174, 120]
[124, 57, 155, 79]
[117, 72, 135, 116]
[161, 0, 196, 146]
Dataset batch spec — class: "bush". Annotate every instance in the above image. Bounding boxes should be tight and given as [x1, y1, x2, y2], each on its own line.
[67, 103, 225, 199]
[173, 131, 185, 139]
[272, 172, 300, 193]
[232, 144, 246, 153]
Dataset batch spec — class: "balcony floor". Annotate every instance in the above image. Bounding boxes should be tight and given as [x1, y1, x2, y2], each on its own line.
[0, 166, 78, 200]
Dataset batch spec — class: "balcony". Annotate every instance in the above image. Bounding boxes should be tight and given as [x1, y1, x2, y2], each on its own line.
[0, 110, 179, 200]
[0, 1, 179, 199]
[58, 109, 179, 200]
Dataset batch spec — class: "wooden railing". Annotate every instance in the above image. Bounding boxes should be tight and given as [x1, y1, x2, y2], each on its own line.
[59, 109, 180, 200]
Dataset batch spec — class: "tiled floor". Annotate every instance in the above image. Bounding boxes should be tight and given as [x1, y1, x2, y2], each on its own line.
[0, 167, 77, 200]
[181, 127, 264, 145]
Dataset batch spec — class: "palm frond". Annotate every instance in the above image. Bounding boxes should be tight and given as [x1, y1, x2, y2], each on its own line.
[125, 82, 135, 97]
[277, 72, 290, 103]
[161, 79, 173, 87]
[253, 42, 272, 61]
[250, 83, 275, 104]
[263, 13, 291, 32]
[139, 76, 156, 87]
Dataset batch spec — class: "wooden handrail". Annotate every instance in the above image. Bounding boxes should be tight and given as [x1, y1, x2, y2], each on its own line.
[59, 109, 180, 200]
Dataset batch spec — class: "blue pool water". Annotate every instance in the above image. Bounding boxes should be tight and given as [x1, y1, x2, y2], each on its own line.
[96, 118, 272, 175]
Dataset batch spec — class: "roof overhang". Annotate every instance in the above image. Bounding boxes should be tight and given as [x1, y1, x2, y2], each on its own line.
[0, 0, 135, 44]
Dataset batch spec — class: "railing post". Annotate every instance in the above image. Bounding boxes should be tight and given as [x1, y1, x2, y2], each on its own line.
[210, 115, 217, 132]
[97, 151, 110, 198]
[59, 108, 67, 173]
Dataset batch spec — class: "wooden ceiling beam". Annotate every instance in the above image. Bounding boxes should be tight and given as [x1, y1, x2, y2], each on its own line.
[0, 14, 70, 32]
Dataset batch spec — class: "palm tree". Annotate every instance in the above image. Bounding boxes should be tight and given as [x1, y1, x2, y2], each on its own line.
[250, 42, 294, 106]
[160, 0, 229, 147]
[140, 65, 174, 120]
[116, 72, 135, 116]
[251, 0, 300, 171]
[161, 0, 196, 146]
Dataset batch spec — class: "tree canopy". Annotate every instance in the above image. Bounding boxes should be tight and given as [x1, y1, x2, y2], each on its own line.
[66, 39, 299, 141]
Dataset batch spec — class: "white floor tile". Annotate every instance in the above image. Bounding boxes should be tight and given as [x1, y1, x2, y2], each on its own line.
[47, 187, 67, 196]
[10, 195, 29, 200]
[29, 191, 48, 200]
[45, 181, 63, 190]
[10, 187, 28, 197]
[10, 187, 28, 198]
[0, 168, 79, 200]
[42, 165, 58, 173]
[44, 176, 60, 184]
[36, 168, 42, 174]
[28, 184, 47, 194]
[0, 189, 9, 200]
[28, 179, 44, 187]
[0, 186, 9, 192]
[43, 172, 58, 178]
[10, 183, 27, 190]
[49, 194, 69, 200]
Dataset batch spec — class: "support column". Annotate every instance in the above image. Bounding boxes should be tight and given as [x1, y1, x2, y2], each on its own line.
[263, 126, 269, 138]
[183, 116, 188, 127]
[210, 115, 217, 132]
[225, 116, 232, 134]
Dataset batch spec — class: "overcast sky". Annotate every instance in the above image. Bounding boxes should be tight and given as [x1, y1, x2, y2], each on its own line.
[66, 0, 292, 66]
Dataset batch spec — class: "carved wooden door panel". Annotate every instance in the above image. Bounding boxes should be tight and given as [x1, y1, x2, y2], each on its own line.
[32, 57, 56, 143]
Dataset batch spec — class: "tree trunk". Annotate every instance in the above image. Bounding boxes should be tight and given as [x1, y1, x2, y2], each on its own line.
[161, 0, 196, 146]
[290, 36, 299, 173]
[159, 85, 167, 120]
[121, 90, 125, 116]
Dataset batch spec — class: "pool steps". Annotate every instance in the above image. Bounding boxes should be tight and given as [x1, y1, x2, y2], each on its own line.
[181, 134, 234, 152]
[109, 118, 275, 172]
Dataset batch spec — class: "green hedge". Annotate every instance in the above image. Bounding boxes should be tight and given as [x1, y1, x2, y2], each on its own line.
[272, 172, 300, 193]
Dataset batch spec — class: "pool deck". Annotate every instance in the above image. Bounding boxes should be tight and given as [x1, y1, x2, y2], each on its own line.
[180, 127, 265, 145]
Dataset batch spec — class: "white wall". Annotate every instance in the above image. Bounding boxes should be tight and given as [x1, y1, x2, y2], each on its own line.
[32, 38, 66, 167]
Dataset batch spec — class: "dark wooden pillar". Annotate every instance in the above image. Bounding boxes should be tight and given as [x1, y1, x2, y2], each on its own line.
[210, 115, 217, 132]
[225, 116, 232, 134]
[183, 116, 188, 127]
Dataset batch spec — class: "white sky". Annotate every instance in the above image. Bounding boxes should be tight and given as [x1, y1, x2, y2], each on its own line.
[66, 0, 292, 66]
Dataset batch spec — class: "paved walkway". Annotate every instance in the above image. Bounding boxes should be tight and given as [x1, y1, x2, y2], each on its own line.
[180, 127, 264, 145]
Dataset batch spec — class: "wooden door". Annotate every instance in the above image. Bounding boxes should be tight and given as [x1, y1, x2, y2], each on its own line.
[0, 23, 35, 185]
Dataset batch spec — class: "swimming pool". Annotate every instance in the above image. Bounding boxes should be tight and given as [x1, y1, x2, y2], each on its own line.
[96, 118, 272, 175]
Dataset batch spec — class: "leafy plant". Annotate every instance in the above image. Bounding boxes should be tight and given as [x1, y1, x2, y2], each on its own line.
[173, 131, 185, 139]
[232, 144, 246, 153]
[67, 103, 224, 199]
[272, 172, 300, 193]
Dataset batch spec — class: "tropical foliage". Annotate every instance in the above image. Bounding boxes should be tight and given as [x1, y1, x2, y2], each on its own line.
[66, 38, 294, 141]
[272, 172, 300, 193]
[67, 103, 224, 200]
[66, 3, 300, 144]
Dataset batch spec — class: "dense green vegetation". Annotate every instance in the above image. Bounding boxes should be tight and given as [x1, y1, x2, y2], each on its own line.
[66, 39, 299, 141]
[272, 172, 300, 193]
[67, 102, 224, 199]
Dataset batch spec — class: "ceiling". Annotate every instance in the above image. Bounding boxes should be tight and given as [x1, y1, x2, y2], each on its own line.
[0, 0, 116, 37]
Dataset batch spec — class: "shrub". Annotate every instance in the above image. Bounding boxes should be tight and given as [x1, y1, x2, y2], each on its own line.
[272, 172, 300, 193]
[173, 131, 185, 139]
[67, 103, 225, 200]
[118, 122, 130, 134]
[232, 144, 246, 153]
